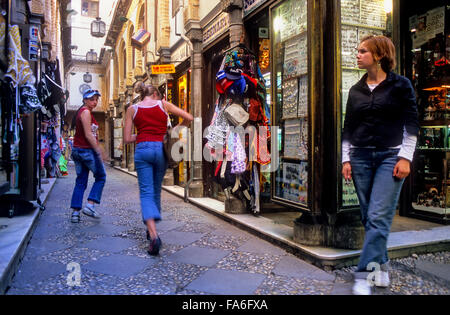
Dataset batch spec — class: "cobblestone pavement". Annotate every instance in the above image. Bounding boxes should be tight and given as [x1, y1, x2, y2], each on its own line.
[6, 165, 450, 295]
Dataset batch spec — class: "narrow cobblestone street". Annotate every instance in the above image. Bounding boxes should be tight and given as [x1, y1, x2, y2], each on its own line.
[5, 165, 450, 295]
[6, 165, 337, 295]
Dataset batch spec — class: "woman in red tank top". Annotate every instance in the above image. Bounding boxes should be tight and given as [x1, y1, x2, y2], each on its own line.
[124, 83, 192, 255]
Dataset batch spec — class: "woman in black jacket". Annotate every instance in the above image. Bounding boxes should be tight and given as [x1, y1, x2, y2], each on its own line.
[342, 35, 419, 295]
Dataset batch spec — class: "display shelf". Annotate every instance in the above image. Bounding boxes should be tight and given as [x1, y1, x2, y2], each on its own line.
[278, 30, 307, 45]
[412, 203, 448, 215]
[420, 120, 449, 127]
[341, 22, 386, 31]
[281, 156, 308, 161]
[417, 148, 450, 151]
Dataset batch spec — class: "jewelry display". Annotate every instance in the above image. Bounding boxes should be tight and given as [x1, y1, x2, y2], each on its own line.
[282, 79, 298, 119]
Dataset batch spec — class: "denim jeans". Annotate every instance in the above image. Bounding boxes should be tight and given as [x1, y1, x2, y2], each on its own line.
[70, 147, 106, 209]
[350, 148, 405, 272]
[134, 141, 167, 224]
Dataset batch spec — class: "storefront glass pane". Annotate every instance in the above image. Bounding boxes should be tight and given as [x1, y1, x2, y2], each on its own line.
[340, 0, 389, 208]
[271, 0, 309, 207]
[408, 5, 449, 217]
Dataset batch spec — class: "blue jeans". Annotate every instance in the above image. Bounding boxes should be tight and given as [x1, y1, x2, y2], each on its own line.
[134, 141, 167, 224]
[70, 148, 106, 209]
[350, 148, 405, 272]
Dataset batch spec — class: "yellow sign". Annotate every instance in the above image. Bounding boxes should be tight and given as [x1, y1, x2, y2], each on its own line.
[151, 64, 176, 74]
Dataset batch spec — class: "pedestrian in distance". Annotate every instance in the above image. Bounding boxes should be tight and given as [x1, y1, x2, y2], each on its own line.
[341, 35, 419, 295]
[124, 82, 193, 256]
[69, 89, 107, 223]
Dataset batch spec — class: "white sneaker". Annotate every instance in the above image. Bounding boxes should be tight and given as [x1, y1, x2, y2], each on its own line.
[352, 279, 372, 295]
[375, 271, 390, 288]
[82, 204, 101, 219]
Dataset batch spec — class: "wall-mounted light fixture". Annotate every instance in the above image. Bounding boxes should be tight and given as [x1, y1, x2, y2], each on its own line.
[86, 49, 98, 64]
[83, 72, 92, 83]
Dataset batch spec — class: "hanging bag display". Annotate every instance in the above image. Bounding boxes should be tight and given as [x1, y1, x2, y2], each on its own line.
[20, 84, 42, 113]
[224, 103, 249, 126]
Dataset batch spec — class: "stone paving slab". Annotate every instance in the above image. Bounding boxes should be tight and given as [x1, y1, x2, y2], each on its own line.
[272, 255, 336, 282]
[81, 223, 129, 236]
[186, 269, 266, 295]
[25, 237, 72, 257]
[415, 260, 450, 282]
[11, 260, 66, 289]
[156, 220, 186, 232]
[160, 231, 205, 246]
[167, 245, 231, 267]
[83, 254, 153, 278]
[237, 237, 287, 256]
[83, 236, 137, 253]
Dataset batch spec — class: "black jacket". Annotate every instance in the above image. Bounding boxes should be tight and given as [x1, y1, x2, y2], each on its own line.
[342, 72, 419, 148]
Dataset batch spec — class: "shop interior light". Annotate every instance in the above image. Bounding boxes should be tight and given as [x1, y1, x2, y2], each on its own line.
[273, 16, 283, 33]
[384, 0, 393, 14]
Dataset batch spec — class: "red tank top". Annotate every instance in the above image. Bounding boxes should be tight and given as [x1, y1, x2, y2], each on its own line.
[133, 101, 168, 143]
[74, 107, 99, 148]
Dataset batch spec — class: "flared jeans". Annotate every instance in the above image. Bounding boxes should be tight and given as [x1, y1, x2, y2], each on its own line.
[134, 141, 167, 224]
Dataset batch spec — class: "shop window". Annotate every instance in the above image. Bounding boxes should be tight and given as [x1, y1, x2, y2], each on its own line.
[271, 0, 309, 208]
[407, 4, 449, 218]
[81, 0, 99, 18]
[339, 0, 390, 208]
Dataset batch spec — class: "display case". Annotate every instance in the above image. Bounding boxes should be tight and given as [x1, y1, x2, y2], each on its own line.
[404, 3, 449, 222]
[270, 0, 309, 209]
[339, 0, 389, 208]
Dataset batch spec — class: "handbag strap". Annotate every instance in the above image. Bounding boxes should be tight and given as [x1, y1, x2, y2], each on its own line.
[159, 100, 172, 128]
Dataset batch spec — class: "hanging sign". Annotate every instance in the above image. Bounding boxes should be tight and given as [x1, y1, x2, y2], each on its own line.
[29, 25, 39, 61]
[29, 40, 39, 61]
[151, 64, 176, 74]
[203, 13, 229, 47]
[244, 0, 269, 16]
[131, 29, 151, 49]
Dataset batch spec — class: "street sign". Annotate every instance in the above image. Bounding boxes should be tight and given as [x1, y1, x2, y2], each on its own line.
[151, 64, 176, 74]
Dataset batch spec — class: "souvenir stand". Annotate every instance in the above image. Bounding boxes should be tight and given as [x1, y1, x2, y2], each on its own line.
[0, 2, 47, 217]
[38, 59, 68, 179]
[206, 44, 271, 215]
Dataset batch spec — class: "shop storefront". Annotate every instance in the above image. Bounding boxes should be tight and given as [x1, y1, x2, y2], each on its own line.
[0, 0, 65, 216]
[398, 0, 449, 224]
[201, 0, 449, 247]
[170, 42, 191, 186]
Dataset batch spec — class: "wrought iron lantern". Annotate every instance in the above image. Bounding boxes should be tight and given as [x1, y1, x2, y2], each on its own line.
[83, 72, 92, 83]
[91, 17, 106, 38]
[86, 49, 97, 64]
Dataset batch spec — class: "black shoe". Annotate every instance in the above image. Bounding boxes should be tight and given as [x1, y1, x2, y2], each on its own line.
[147, 237, 161, 256]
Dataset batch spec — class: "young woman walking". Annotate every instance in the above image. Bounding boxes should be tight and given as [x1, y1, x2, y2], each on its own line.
[342, 35, 419, 295]
[124, 83, 193, 255]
